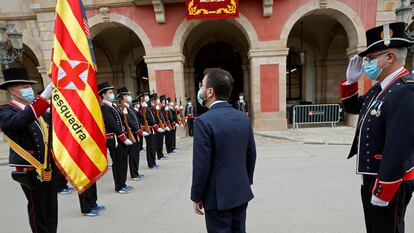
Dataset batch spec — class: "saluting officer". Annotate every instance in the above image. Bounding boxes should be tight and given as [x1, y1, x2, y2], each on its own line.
[117, 87, 146, 181]
[144, 93, 161, 169]
[0, 68, 57, 233]
[185, 98, 195, 137]
[341, 22, 414, 233]
[98, 82, 132, 194]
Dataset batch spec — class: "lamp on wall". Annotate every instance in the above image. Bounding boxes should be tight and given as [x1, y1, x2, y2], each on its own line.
[299, 21, 306, 66]
[0, 24, 23, 69]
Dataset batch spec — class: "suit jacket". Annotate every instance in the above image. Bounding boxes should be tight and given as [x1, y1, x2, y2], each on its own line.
[191, 102, 256, 210]
[341, 69, 414, 202]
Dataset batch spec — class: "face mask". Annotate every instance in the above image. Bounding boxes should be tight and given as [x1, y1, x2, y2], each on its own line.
[108, 93, 115, 102]
[363, 59, 382, 80]
[197, 88, 206, 107]
[144, 96, 150, 102]
[126, 96, 132, 103]
[20, 87, 34, 102]
[156, 99, 161, 105]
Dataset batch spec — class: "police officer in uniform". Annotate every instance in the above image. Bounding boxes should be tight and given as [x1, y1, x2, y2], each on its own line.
[134, 92, 146, 151]
[144, 93, 161, 169]
[98, 82, 133, 194]
[341, 22, 414, 233]
[235, 93, 248, 115]
[185, 98, 195, 137]
[164, 97, 176, 155]
[154, 94, 167, 160]
[0, 68, 57, 233]
[117, 87, 146, 181]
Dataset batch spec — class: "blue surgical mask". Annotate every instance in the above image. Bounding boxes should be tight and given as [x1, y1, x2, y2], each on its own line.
[363, 59, 382, 80]
[126, 96, 132, 103]
[20, 87, 34, 102]
[108, 93, 115, 102]
[197, 88, 205, 107]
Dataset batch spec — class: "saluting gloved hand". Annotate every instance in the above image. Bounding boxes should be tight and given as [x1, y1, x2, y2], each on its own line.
[124, 139, 133, 145]
[371, 195, 389, 207]
[41, 83, 53, 100]
[345, 55, 364, 84]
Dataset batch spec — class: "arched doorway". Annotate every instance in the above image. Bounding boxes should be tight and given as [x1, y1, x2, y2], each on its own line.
[183, 20, 250, 114]
[9, 44, 43, 92]
[91, 23, 148, 95]
[286, 14, 349, 106]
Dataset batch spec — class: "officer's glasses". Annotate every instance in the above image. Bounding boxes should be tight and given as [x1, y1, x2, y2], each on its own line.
[364, 51, 391, 63]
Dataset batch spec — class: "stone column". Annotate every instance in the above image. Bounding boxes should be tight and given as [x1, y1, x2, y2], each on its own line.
[248, 48, 289, 131]
[144, 53, 185, 100]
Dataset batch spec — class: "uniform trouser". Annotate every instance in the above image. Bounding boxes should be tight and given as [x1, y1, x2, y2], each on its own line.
[139, 136, 144, 151]
[144, 134, 157, 168]
[361, 175, 414, 233]
[165, 129, 174, 154]
[55, 170, 69, 192]
[128, 134, 141, 178]
[205, 203, 248, 233]
[78, 183, 97, 214]
[156, 132, 165, 159]
[108, 139, 128, 192]
[20, 170, 58, 233]
[172, 128, 177, 150]
[187, 118, 194, 136]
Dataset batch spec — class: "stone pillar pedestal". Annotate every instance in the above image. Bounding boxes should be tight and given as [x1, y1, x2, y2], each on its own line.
[249, 48, 289, 131]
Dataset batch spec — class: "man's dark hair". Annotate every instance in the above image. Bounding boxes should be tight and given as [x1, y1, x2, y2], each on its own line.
[203, 68, 234, 100]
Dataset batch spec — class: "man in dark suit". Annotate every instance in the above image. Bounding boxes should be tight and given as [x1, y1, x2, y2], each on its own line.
[191, 68, 256, 233]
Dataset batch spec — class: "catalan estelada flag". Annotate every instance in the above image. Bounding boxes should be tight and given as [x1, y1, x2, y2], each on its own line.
[50, 0, 107, 193]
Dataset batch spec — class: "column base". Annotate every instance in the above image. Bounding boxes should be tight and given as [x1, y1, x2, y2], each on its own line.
[253, 112, 287, 131]
[345, 113, 358, 127]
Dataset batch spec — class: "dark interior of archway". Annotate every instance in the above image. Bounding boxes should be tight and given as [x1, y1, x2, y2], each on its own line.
[194, 42, 243, 114]
[136, 60, 149, 92]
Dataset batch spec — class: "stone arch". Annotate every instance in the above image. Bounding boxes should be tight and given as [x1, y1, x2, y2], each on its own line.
[280, 0, 366, 51]
[172, 13, 259, 52]
[22, 36, 43, 65]
[88, 12, 152, 50]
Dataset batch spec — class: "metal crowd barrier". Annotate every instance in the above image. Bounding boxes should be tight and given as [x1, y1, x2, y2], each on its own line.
[292, 104, 343, 129]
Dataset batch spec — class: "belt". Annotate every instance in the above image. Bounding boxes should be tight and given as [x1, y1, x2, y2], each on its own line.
[106, 134, 116, 139]
[16, 166, 36, 172]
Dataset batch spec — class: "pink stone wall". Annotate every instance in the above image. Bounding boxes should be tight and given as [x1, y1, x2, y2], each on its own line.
[155, 70, 176, 98]
[260, 64, 279, 112]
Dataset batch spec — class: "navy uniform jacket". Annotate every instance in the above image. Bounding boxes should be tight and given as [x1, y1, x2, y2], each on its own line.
[101, 102, 127, 142]
[141, 103, 157, 134]
[185, 104, 195, 118]
[341, 68, 414, 202]
[191, 102, 256, 210]
[126, 106, 140, 133]
[0, 96, 50, 167]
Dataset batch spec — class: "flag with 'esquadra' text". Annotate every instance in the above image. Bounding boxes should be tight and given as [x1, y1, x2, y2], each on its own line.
[50, 0, 107, 193]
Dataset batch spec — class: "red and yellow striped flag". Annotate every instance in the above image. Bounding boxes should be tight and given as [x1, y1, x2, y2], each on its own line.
[50, 0, 107, 192]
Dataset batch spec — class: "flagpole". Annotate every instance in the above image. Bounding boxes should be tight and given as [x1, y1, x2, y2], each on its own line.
[43, 89, 53, 182]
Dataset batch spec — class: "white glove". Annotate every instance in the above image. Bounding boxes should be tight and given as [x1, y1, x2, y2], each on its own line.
[143, 131, 150, 137]
[165, 106, 169, 111]
[165, 127, 171, 131]
[134, 107, 139, 112]
[41, 83, 53, 100]
[157, 128, 165, 133]
[179, 106, 184, 110]
[371, 195, 388, 207]
[124, 139, 133, 145]
[346, 55, 364, 84]
[142, 102, 148, 108]
[122, 108, 128, 114]
[156, 105, 160, 110]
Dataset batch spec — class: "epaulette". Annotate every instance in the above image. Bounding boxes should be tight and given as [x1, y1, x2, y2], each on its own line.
[401, 73, 414, 84]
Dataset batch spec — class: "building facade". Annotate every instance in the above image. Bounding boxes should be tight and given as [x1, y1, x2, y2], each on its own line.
[0, 0, 406, 130]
